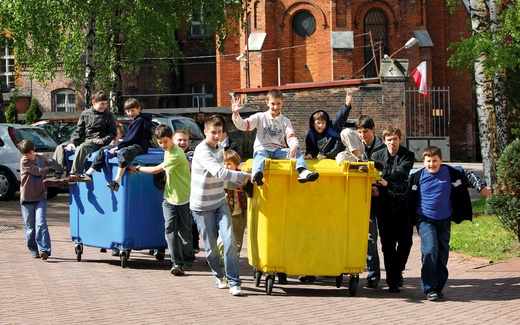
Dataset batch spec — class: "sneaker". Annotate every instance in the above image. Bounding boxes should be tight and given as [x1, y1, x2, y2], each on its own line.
[170, 264, 185, 276]
[70, 174, 92, 183]
[111, 248, 120, 256]
[229, 285, 244, 296]
[242, 180, 254, 198]
[437, 292, 444, 299]
[184, 262, 193, 271]
[252, 171, 264, 186]
[154, 250, 165, 261]
[107, 181, 120, 192]
[40, 251, 49, 260]
[43, 177, 65, 187]
[31, 252, 40, 258]
[63, 177, 77, 187]
[216, 277, 229, 289]
[358, 165, 368, 172]
[365, 279, 379, 289]
[298, 169, 319, 183]
[398, 273, 404, 287]
[427, 291, 438, 301]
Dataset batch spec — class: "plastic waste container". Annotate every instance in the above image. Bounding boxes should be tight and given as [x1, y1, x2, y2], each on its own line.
[243, 158, 380, 295]
[69, 148, 167, 268]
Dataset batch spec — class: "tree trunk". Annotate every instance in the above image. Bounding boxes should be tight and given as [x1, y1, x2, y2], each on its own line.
[471, 0, 498, 185]
[84, 11, 96, 108]
[109, 2, 123, 115]
[489, 0, 511, 154]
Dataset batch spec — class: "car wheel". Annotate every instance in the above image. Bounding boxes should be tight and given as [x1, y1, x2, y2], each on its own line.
[0, 170, 17, 201]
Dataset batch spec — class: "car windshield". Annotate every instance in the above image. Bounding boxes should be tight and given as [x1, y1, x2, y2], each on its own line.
[12, 127, 58, 151]
[170, 119, 204, 140]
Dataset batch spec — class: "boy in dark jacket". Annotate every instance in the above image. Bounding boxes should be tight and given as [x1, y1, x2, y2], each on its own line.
[304, 93, 353, 160]
[408, 146, 472, 301]
[85, 98, 154, 191]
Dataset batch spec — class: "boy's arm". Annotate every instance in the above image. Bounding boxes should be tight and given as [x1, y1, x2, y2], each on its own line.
[129, 164, 163, 175]
[100, 115, 117, 145]
[69, 113, 86, 146]
[21, 157, 54, 177]
[117, 118, 143, 149]
[463, 169, 493, 197]
[305, 131, 319, 158]
[197, 148, 249, 184]
[331, 95, 353, 132]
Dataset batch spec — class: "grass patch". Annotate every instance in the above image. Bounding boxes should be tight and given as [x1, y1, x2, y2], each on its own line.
[450, 198, 520, 262]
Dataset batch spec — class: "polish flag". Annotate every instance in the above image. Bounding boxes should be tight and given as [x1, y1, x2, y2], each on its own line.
[411, 61, 428, 97]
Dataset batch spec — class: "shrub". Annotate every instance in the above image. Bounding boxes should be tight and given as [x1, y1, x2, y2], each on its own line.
[24, 98, 42, 125]
[486, 138, 520, 243]
[5, 103, 18, 123]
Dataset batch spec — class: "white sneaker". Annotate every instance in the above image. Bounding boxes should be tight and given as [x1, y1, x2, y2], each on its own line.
[298, 169, 319, 183]
[229, 285, 244, 296]
[216, 277, 228, 289]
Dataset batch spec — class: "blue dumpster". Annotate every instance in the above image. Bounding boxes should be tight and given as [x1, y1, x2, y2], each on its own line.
[69, 148, 167, 267]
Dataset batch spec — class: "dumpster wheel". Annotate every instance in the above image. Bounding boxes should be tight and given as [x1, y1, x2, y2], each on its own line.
[254, 269, 262, 287]
[120, 251, 128, 268]
[74, 244, 83, 262]
[348, 274, 359, 296]
[265, 274, 274, 295]
[335, 274, 343, 288]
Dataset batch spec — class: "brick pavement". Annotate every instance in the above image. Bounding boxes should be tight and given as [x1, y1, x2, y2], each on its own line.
[1, 167, 520, 324]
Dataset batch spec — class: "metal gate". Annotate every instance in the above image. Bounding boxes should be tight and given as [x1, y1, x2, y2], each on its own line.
[405, 87, 451, 161]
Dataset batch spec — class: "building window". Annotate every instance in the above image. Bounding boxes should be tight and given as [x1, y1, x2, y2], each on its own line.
[191, 11, 211, 38]
[364, 9, 389, 78]
[54, 90, 76, 112]
[192, 84, 214, 107]
[292, 11, 316, 38]
[1, 37, 15, 91]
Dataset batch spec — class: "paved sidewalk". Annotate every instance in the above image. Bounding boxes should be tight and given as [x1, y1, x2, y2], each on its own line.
[1, 174, 519, 324]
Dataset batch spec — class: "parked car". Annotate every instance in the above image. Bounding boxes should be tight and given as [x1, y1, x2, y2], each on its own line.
[150, 114, 204, 151]
[0, 124, 60, 200]
[32, 112, 133, 144]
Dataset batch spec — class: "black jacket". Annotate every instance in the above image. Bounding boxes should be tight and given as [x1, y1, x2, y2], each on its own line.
[305, 103, 351, 159]
[408, 165, 473, 225]
[118, 113, 154, 153]
[372, 146, 415, 218]
[70, 108, 117, 146]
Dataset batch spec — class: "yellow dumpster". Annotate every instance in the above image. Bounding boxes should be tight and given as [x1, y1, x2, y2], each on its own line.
[242, 158, 380, 295]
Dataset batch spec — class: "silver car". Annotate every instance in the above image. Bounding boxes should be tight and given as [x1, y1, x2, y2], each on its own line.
[0, 124, 59, 200]
[150, 114, 204, 152]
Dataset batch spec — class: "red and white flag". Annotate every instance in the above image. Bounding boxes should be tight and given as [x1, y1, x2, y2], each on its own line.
[411, 61, 428, 97]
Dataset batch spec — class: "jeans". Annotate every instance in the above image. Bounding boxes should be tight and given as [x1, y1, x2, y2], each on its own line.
[162, 200, 193, 266]
[192, 204, 241, 287]
[416, 215, 451, 293]
[366, 212, 380, 281]
[21, 200, 51, 255]
[252, 148, 307, 175]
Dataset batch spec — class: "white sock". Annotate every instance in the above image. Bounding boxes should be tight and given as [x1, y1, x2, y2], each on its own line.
[114, 178, 121, 184]
[85, 168, 96, 176]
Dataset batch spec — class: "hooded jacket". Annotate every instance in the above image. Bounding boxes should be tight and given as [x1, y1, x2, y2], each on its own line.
[305, 103, 351, 159]
[118, 112, 154, 153]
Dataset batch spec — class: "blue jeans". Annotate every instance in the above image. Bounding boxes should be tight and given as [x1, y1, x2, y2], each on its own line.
[252, 148, 307, 175]
[162, 200, 193, 266]
[192, 204, 241, 287]
[416, 215, 451, 293]
[21, 200, 51, 255]
[366, 212, 380, 281]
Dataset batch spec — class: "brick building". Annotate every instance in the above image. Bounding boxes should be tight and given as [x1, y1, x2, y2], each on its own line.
[216, 0, 478, 161]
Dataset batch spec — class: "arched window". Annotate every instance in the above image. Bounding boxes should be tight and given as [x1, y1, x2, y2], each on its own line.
[364, 9, 389, 78]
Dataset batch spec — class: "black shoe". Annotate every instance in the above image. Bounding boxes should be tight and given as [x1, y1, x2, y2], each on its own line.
[398, 273, 404, 287]
[437, 292, 444, 299]
[389, 285, 401, 293]
[154, 251, 165, 261]
[277, 272, 288, 284]
[242, 180, 254, 198]
[253, 171, 264, 186]
[365, 279, 379, 289]
[107, 181, 120, 192]
[100, 248, 107, 253]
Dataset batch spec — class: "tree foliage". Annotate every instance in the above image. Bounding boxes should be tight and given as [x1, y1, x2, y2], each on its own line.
[5, 102, 17, 123]
[24, 98, 41, 125]
[0, 0, 245, 111]
[486, 138, 520, 242]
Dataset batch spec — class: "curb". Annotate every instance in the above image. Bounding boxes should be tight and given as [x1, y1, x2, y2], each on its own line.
[449, 251, 493, 264]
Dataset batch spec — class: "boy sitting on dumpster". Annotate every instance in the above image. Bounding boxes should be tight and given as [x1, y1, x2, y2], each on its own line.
[304, 92, 353, 160]
[84, 97, 153, 191]
[231, 88, 319, 186]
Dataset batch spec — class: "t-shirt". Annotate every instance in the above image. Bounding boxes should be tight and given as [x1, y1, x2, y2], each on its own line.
[416, 166, 452, 220]
[160, 145, 191, 205]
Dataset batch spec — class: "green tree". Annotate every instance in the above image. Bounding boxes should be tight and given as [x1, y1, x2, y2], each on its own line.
[0, 0, 245, 113]
[486, 138, 520, 243]
[5, 102, 17, 123]
[24, 98, 42, 125]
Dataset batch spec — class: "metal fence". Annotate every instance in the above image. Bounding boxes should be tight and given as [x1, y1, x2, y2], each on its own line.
[405, 87, 450, 137]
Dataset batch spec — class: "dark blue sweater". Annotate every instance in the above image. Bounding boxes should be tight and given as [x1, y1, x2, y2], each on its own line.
[118, 113, 153, 153]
